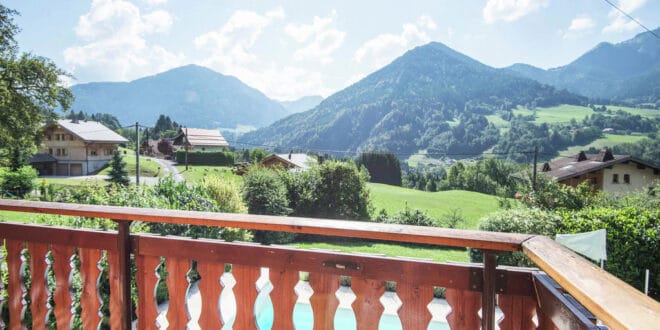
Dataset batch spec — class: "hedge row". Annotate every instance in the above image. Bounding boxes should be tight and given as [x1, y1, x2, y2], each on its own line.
[175, 150, 235, 166]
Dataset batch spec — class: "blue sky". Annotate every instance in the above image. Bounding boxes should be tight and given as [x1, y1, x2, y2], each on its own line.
[5, 0, 659, 100]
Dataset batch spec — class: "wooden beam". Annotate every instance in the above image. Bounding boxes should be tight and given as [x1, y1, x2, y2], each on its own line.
[0, 199, 531, 251]
[523, 236, 660, 329]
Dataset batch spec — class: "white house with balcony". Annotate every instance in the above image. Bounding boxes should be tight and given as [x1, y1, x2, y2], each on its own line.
[30, 119, 128, 176]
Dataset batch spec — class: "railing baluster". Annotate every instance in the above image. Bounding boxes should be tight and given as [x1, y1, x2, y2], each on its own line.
[536, 306, 558, 330]
[269, 267, 298, 330]
[28, 242, 51, 328]
[79, 248, 103, 329]
[308, 272, 341, 329]
[232, 264, 260, 330]
[136, 255, 161, 330]
[482, 251, 497, 330]
[351, 278, 385, 330]
[397, 282, 433, 329]
[0, 240, 5, 329]
[107, 251, 123, 329]
[6, 239, 25, 329]
[497, 294, 536, 330]
[165, 257, 191, 329]
[197, 261, 225, 329]
[445, 288, 481, 329]
[51, 244, 74, 330]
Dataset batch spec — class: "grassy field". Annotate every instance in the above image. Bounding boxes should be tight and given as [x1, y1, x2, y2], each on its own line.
[38, 177, 108, 187]
[600, 105, 660, 118]
[98, 148, 163, 177]
[175, 165, 243, 185]
[557, 134, 648, 156]
[368, 183, 502, 229]
[287, 240, 469, 262]
[512, 105, 594, 124]
[0, 210, 39, 223]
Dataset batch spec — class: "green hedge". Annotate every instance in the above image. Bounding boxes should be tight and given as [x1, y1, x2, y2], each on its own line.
[560, 206, 659, 300]
[175, 150, 234, 166]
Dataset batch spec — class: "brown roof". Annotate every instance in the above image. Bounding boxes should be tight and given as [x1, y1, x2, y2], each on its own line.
[261, 153, 317, 170]
[540, 150, 659, 181]
[173, 128, 228, 147]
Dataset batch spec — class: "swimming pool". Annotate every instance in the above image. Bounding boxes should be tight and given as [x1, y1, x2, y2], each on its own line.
[255, 301, 450, 330]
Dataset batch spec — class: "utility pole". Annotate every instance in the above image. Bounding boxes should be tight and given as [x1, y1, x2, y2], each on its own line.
[185, 126, 189, 171]
[135, 122, 140, 186]
[532, 145, 538, 192]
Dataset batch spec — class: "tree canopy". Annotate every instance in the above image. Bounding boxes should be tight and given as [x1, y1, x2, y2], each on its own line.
[0, 4, 73, 168]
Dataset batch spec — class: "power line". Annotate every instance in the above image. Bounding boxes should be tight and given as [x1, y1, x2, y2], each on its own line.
[601, 0, 660, 40]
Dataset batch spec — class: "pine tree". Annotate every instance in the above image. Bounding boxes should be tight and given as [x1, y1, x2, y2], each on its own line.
[106, 151, 130, 186]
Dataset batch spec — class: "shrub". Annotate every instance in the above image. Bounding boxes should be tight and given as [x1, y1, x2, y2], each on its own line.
[471, 209, 561, 266]
[314, 160, 371, 220]
[242, 167, 294, 244]
[375, 205, 438, 227]
[175, 150, 234, 166]
[0, 166, 37, 197]
[202, 177, 247, 213]
[560, 206, 660, 300]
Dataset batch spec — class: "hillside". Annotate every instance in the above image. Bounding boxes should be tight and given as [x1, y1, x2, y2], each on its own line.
[506, 28, 660, 104]
[241, 42, 586, 155]
[70, 65, 288, 129]
[369, 183, 502, 228]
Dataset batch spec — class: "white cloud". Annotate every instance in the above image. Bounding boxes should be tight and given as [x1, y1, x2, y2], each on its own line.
[285, 11, 346, 64]
[562, 15, 595, 39]
[194, 7, 285, 67]
[144, 0, 167, 5]
[64, 0, 183, 82]
[353, 16, 437, 70]
[195, 7, 332, 100]
[482, 0, 548, 24]
[603, 0, 647, 33]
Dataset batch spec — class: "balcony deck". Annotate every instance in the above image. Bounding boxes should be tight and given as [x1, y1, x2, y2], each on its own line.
[1, 199, 658, 329]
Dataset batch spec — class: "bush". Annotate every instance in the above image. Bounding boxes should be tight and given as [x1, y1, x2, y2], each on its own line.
[175, 150, 234, 166]
[314, 160, 371, 220]
[242, 167, 294, 244]
[375, 205, 438, 227]
[560, 206, 660, 300]
[471, 209, 562, 266]
[0, 166, 37, 197]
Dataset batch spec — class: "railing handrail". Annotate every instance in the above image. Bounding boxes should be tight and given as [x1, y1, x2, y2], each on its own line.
[1, 198, 659, 329]
[0, 199, 530, 251]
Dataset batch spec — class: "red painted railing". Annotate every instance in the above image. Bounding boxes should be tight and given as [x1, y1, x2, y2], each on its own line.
[1, 199, 658, 329]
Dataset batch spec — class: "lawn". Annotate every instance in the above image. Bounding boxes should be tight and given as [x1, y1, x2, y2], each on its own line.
[557, 134, 648, 156]
[600, 105, 660, 118]
[368, 183, 502, 229]
[512, 105, 594, 124]
[175, 165, 243, 185]
[98, 148, 163, 177]
[0, 210, 38, 223]
[286, 240, 469, 263]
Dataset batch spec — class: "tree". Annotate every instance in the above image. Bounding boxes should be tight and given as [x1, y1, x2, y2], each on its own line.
[157, 139, 174, 156]
[0, 5, 73, 169]
[356, 152, 402, 186]
[106, 152, 130, 186]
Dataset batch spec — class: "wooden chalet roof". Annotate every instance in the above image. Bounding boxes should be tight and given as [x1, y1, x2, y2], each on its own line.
[261, 153, 317, 170]
[50, 119, 128, 143]
[540, 150, 659, 181]
[174, 128, 228, 147]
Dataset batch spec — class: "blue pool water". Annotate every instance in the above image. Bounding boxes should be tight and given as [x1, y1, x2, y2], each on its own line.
[255, 302, 450, 330]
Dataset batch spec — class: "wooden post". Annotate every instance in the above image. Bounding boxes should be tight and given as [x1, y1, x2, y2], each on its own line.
[482, 251, 497, 330]
[135, 122, 140, 185]
[116, 220, 133, 330]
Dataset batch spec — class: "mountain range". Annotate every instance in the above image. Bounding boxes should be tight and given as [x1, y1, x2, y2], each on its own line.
[240, 42, 586, 154]
[70, 65, 288, 129]
[505, 28, 660, 104]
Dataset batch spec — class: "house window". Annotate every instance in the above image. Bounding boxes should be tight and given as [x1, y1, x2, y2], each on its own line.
[90, 150, 98, 156]
[201, 147, 206, 151]
[623, 174, 630, 184]
[48, 148, 53, 155]
[589, 177, 597, 185]
[46, 135, 51, 141]
[56, 148, 67, 156]
[55, 134, 61, 141]
[612, 174, 619, 184]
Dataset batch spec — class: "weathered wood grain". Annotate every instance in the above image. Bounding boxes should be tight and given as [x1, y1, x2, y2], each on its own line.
[197, 261, 225, 329]
[308, 272, 341, 329]
[351, 278, 385, 330]
[28, 242, 51, 329]
[445, 288, 481, 330]
[165, 257, 191, 329]
[136, 255, 162, 330]
[232, 264, 260, 330]
[397, 283, 434, 329]
[497, 294, 536, 330]
[269, 267, 298, 330]
[79, 248, 103, 330]
[51, 244, 74, 330]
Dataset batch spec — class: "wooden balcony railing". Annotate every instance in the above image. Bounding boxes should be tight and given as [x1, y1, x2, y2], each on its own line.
[1, 199, 659, 329]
